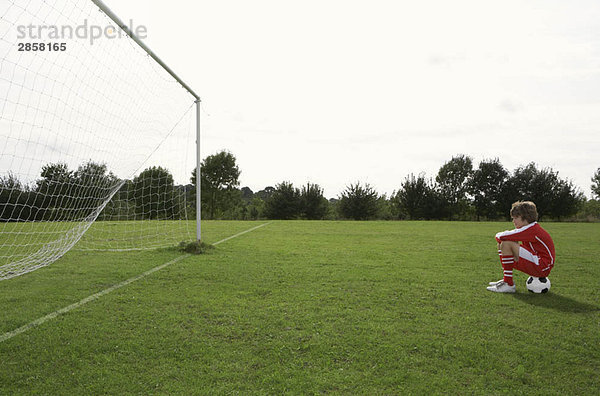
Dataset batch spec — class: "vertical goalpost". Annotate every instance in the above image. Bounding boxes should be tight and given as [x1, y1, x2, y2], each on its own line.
[90, 0, 202, 243]
[196, 99, 202, 242]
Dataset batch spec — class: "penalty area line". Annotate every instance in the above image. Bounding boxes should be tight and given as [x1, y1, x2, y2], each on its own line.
[0, 222, 271, 344]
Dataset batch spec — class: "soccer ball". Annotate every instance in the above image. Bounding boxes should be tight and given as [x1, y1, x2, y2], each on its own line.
[526, 276, 551, 293]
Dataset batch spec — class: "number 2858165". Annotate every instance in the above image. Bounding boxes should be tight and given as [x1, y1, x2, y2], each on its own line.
[17, 42, 67, 51]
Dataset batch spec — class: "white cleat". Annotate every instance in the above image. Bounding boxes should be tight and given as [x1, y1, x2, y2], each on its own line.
[488, 279, 504, 286]
[486, 281, 516, 293]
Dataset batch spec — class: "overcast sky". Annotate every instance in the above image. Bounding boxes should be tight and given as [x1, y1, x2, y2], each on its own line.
[103, 0, 600, 199]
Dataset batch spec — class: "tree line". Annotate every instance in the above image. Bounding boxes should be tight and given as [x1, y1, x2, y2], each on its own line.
[0, 162, 187, 222]
[196, 152, 599, 222]
[1, 152, 599, 222]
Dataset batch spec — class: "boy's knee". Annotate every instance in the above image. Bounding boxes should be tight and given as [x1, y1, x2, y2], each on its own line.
[500, 240, 520, 255]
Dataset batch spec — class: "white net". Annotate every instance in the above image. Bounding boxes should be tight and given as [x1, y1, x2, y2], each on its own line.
[0, 0, 197, 279]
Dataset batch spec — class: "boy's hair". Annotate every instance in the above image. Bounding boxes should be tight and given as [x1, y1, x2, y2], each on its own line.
[510, 201, 538, 223]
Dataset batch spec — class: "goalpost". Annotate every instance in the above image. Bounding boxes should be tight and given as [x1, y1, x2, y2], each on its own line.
[90, 0, 202, 245]
[0, 0, 202, 280]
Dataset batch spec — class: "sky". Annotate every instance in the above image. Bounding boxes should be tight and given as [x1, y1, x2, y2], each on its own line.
[102, 0, 600, 199]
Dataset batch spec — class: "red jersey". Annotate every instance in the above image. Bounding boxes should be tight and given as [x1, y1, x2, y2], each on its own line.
[495, 222, 556, 270]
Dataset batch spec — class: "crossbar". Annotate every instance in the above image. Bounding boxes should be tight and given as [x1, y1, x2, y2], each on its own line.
[90, 0, 200, 101]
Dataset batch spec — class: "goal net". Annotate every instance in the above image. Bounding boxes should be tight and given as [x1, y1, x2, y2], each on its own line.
[0, 0, 198, 279]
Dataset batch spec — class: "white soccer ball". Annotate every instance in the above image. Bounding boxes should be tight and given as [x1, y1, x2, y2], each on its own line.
[526, 276, 551, 294]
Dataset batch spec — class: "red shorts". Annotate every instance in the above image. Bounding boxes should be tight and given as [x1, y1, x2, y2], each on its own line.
[515, 245, 552, 277]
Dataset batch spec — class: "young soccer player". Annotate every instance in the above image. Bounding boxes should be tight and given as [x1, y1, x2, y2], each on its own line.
[487, 201, 556, 293]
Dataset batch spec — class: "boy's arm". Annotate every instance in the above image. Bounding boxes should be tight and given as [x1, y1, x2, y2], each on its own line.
[495, 229, 521, 243]
[495, 233, 504, 243]
[495, 223, 536, 243]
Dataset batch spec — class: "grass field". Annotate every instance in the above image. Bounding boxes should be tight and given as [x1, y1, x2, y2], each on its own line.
[1, 220, 599, 394]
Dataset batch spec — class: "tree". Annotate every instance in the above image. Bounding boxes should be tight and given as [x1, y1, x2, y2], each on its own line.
[248, 197, 265, 220]
[72, 161, 118, 219]
[0, 172, 34, 222]
[579, 199, 600, 221]
[0, 172, 22, 190]
[191, 150, 241, 219]
[264, 181, 301, 219]
[241, 187, 254, 202]
[300, 183, 329, 220]
[35, 162, 74, 220]
[132, 166, 177, 220]
[497, 173, 520, 218]
[436, 154, 473, 219]
[99, 179, 136, 221]
[507, 163, 583, 220]
[469, 158, 509, 220]
[592, 168, 600, 199]
[337, 182, 379, 220]
[550, 179, 585, 220]
[391, 174, 445, 220]
[376, 194, 394, 220]
[513, 164, 557, 219]
[256, 186, 275, 201]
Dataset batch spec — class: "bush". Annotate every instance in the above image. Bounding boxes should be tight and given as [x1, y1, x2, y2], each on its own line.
[338, 182, 380, 220]
[574, 199, 600, 222]
[392, 174, 447, 220]
[300, 183, 329, 220]
[264, 182, 301, 219]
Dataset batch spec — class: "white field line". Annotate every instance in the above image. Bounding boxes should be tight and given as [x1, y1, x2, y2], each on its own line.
[0, 222, 270, 344]
[212, 222, 270, 245]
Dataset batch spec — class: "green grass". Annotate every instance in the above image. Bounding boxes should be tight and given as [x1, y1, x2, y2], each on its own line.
[0, 219, 195, 269]
[0, 220, 598, 395]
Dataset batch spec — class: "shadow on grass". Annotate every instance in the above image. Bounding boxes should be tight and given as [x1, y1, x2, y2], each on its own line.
[513, 292, 600, 313]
